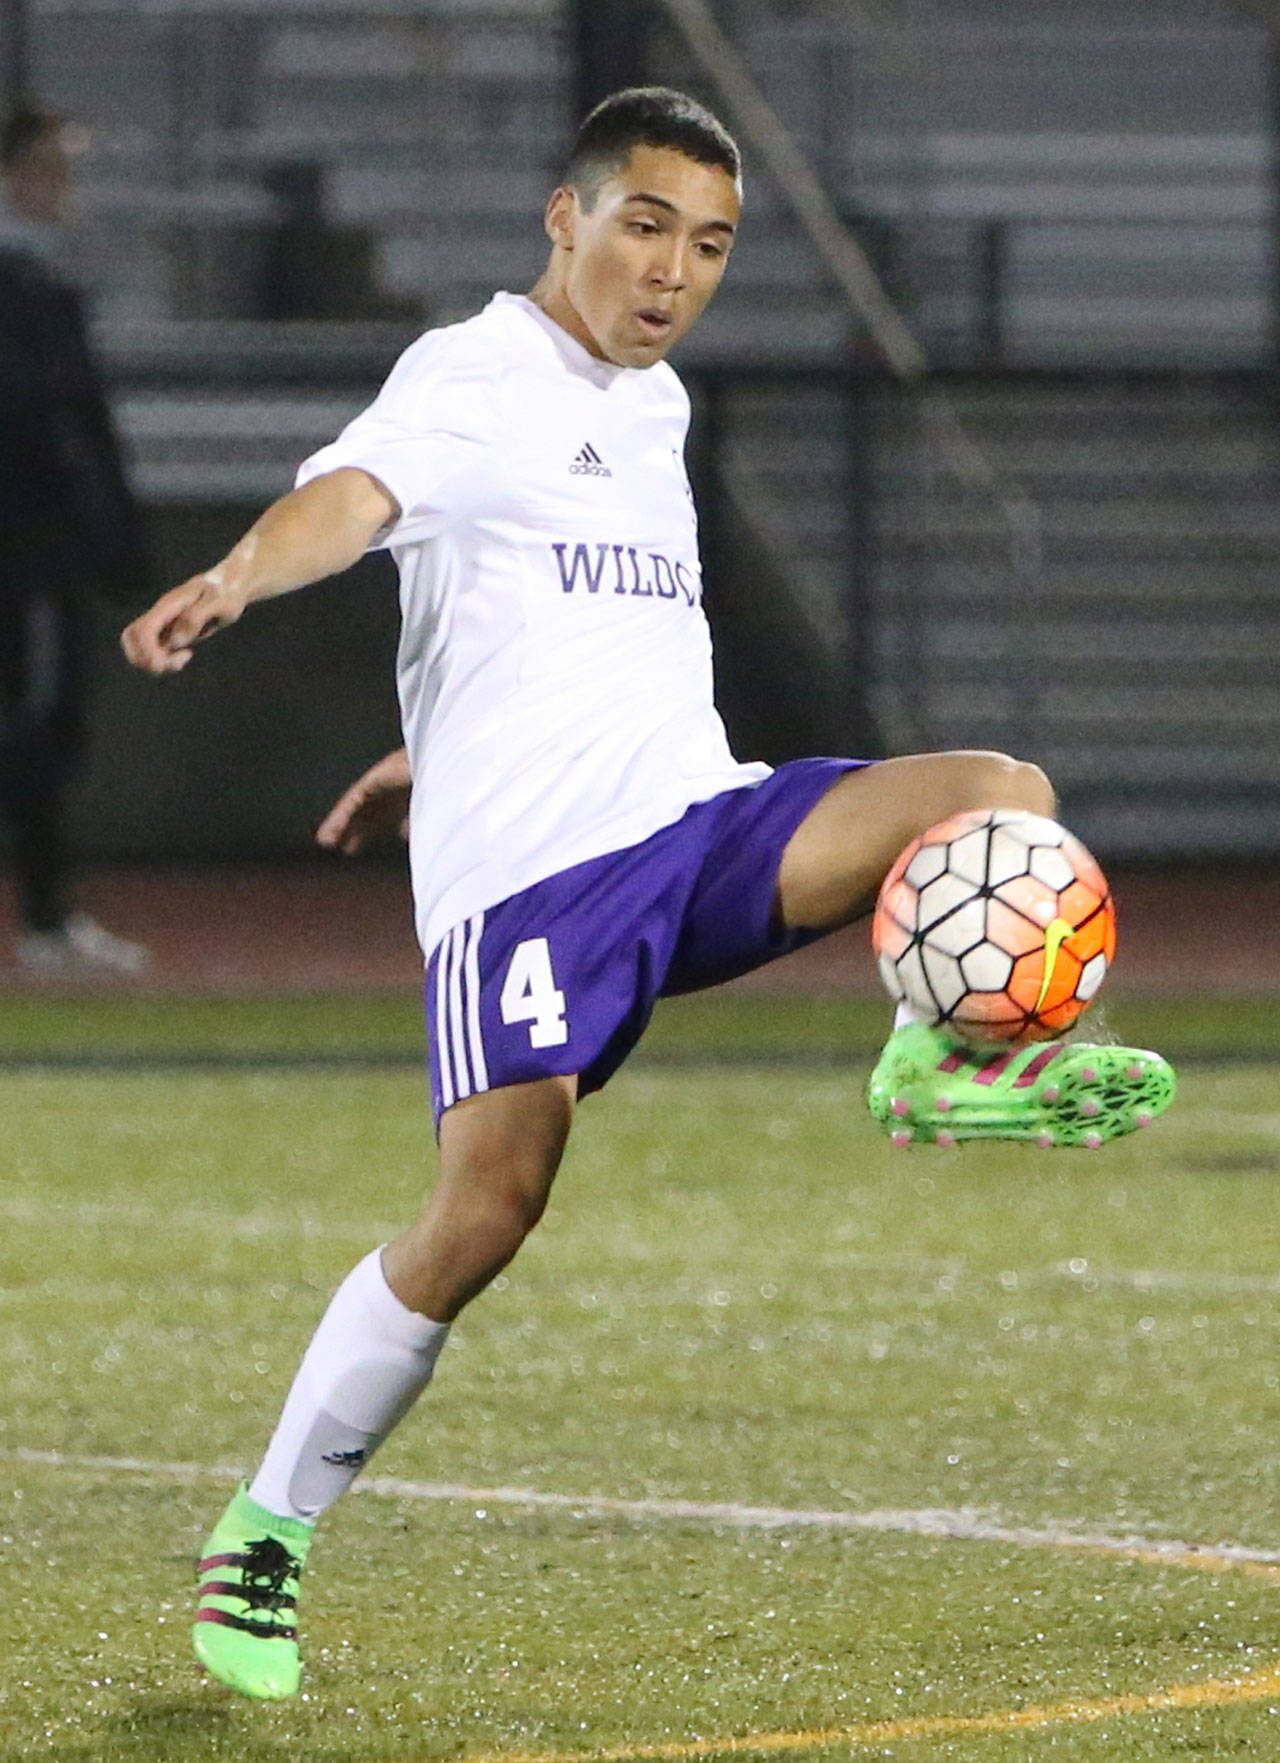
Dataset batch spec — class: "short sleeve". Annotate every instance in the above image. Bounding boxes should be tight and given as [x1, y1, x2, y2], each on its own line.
[295, 329, 496, 549]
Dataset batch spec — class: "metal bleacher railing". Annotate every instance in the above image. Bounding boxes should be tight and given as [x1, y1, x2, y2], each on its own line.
[680, 0, 1280, 862]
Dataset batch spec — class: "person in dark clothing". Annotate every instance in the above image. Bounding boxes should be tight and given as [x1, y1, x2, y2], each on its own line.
[0, 105, 149, 972]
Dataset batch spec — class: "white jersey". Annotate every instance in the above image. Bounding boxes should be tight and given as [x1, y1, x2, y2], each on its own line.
[297, 292, 769, 960]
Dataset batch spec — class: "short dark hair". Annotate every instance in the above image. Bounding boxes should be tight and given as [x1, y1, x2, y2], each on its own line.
[1, 106, 65, 168]
[564, 87, 740, 206]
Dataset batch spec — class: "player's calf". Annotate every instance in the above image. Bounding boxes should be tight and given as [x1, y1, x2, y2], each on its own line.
[189, 1078, 574, 1698]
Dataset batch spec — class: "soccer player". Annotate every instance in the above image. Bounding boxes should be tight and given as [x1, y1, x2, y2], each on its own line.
[121, 88, 1174, 1700]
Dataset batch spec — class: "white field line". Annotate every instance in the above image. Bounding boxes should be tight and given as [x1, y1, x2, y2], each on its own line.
[0, 1195, 393, 1241]
[8, 1446, 1280, 1574]
[2, 1194, 1278, 1295]
[1048, 1262, 1280, 1296]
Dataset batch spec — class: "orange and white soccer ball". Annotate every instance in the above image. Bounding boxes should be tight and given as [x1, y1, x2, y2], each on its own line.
[872, 809, 1117, 1045]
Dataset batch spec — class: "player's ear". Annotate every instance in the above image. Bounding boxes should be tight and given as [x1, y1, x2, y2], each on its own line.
[544, 184, 578, 251]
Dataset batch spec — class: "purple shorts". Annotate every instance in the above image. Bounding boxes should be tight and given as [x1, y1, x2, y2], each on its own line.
[424, 756, 867, 1126]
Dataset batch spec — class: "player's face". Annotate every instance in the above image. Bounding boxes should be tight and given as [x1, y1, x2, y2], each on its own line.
[543, 145, 740, 368]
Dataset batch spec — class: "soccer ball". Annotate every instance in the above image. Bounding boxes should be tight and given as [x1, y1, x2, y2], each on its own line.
[872, 809, 1117, 1045]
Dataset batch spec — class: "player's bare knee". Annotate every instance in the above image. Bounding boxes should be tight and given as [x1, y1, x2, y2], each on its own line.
[942, 750, 1055, 819]
[455, 1145, 554, 1239]
[999, 754, 1055, 817]
[496, 1167, 551, 1238]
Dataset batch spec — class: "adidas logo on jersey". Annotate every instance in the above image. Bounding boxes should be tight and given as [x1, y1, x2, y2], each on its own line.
[569, 442, 612, 478]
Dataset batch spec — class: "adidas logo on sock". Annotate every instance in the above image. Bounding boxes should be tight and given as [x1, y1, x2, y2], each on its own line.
[321, 1447, 369, 1469]
[569, 442, 612, 478]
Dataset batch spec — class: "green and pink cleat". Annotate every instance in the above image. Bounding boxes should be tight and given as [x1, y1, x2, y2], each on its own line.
[193, 1482, 313, 1699]
[868, 1023, 1176, 1149]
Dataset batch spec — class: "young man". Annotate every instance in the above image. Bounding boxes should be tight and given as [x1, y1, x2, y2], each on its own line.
[0, 107, 150, 973]
[122, 89, 1174, 1700]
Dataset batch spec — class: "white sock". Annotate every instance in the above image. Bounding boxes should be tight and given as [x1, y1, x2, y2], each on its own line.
[893, 1000, 928, 1031]
[249, 1247, 448, 1523]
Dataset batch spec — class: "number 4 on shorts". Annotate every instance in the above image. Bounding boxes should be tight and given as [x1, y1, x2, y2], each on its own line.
[500, 937, 569, 1048]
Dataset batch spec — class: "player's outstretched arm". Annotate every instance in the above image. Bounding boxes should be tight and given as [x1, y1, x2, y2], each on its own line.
[316, 748, 412, 856]
[121, 468, 399, 675]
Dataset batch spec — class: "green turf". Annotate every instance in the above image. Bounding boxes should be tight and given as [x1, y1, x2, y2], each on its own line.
[0, 992, 425, 1058]
[1, 996, 1279, 1759]
[0, 988, 1272, 1063]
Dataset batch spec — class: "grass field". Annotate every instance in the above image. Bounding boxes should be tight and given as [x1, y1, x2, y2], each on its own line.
[2, 990, 1279, 1760]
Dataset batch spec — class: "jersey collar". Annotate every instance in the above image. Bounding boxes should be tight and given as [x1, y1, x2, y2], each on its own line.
[493, 291, 633, 389]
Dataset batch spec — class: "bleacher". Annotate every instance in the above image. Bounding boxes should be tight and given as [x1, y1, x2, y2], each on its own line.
[30, 0, 564, 321]
[20, 0, 1280, 857]
[862, 376, 1280, 857]
[688, 0, 1280, 856]
[732, 0, 1271, 367]
[35, 0, 1270, 361]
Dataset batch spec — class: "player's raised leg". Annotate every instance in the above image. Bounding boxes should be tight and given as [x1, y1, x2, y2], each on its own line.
[193, 1075, 575, 1698]
[775, 748, 1055, 931]
[774, 750, 1175, 1147]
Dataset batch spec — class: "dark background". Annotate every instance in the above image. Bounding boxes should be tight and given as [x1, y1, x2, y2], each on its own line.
[5, 0, 1279, 868]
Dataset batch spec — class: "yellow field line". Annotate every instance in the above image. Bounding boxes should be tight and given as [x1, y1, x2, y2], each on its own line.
[455, 1544, 1280, 1763]
[16, 1448, 1280, 1757]
[1054, 1538, 1280, 1587]
[459, 1661, 1280, 1763]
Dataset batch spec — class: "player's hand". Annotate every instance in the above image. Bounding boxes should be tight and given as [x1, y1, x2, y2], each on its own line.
[120, 572, 247, 674]
[316, 748, 412, 855]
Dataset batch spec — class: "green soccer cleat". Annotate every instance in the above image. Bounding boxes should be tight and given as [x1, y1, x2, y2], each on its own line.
[192, 1482, 314, 1699]
[868, 1022, 1176, 1149]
